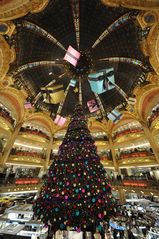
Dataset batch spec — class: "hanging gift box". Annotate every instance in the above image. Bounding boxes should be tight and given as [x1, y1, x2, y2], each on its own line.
[107, 109, 122, 123]
[88, 68, 115, 94]
[87, 99, 99, 113]
[41, 85, 64, 104]
[54, 114, 66, 126]
[70, 79, 77, 87]
[127, 97, 136, 105]
[64, 45, 81, 67]
[24, 102, 32, 109]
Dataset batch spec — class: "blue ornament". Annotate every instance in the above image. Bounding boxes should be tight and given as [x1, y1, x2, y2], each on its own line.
[55, 208, 59, 212]
[92, 198, 96, 203]
[75, 189, 79, 193]
[76, 210, 80, 216]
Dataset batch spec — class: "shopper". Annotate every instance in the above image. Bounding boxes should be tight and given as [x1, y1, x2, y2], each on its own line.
[127, 229, 135, 239]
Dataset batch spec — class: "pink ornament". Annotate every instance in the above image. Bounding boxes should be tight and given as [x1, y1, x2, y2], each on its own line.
[66, 182, 70, 185]
[65, 195, 68, 200]
[98, 199, 101, 203]
[98, 213, 102, 219]
[98, 179, 101, 182]
[78, 173, 80, 176]
[82, 189, 85, 193]
[56, 194, 59, 197]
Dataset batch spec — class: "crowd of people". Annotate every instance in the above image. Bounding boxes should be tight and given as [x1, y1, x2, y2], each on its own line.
[20, 126, 50, 140]
[147, 104, 159, 127]
[112, 127, 143, 141]
[118, 147, 154, 160]
[0, 106, 15, 126]
[10, 147, 46, 159]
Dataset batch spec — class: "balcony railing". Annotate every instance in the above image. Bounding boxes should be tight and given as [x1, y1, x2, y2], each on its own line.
[20, 127, 50, 140]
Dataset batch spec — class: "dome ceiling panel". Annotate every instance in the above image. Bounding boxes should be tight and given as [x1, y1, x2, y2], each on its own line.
[11, 0, 149, 117]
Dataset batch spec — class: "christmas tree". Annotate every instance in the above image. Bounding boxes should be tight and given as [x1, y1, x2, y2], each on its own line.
[33, 104, 115, 231]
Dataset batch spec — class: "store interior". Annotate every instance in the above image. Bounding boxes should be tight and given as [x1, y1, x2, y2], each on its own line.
[0, 0, 159, 238]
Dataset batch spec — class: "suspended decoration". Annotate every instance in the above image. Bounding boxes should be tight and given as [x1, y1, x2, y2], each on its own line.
[92, 12, 131, 48]
[70, 79, 77, 87]
[64, 45, 81, 67]
[54, 115, 67, 127]
[22, 21, 66, 51]
[41, 84, 64, 104]
[107, 109, 122, 123]
[33, 74, 65, 105]
[24, 102, 32, 109]
[73, 87, 79, 93]
[88, 68, 115, 94]
[87, 99, 99, 113]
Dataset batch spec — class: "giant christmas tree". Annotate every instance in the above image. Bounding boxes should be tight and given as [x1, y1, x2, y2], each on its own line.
[33, 104, 115, 231]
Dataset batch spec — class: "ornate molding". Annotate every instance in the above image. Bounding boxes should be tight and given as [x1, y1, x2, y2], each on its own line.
[147, 72, 159, 83]
[0, 0, 49, 22]
[137, 10, 159, 29]
[135, 84, 159, 121]
[0, 36, 15, 81]
[0, 21, 15, 36]
[101, 0, 159, 10]
[0, 87, 25, 122]
[147, 23, 159, 75]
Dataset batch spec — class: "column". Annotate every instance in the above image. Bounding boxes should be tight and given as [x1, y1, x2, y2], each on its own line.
[118, 188, 126, 205]
[109, 136, 119, 173]
[141, 122, 159, 164]
[45, 136, 53, 170]
[0, 123, 22, 166]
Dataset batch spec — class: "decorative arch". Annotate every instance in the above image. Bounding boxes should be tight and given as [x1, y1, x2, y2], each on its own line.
[0, 36, 15, 81]
[135, 84, 159, 121]
[0, 87, 25, 122]
[147, 23, 159, 75]
[24, 112, 53, 134]
[108, 111, 138, 134]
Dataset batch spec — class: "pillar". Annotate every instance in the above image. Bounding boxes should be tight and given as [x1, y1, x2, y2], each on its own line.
[45, 136, 53, 170]
[109, 136, 119, 173]
[118, 188, 126, 205]
[0, 123, 22, 166]
[141, 122, 159, 164]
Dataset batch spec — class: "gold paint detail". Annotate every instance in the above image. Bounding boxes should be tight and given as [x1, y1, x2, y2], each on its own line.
[101, 0, 159, 10]
[0, 0, 49, 21]
[0, 36, 15, 81]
